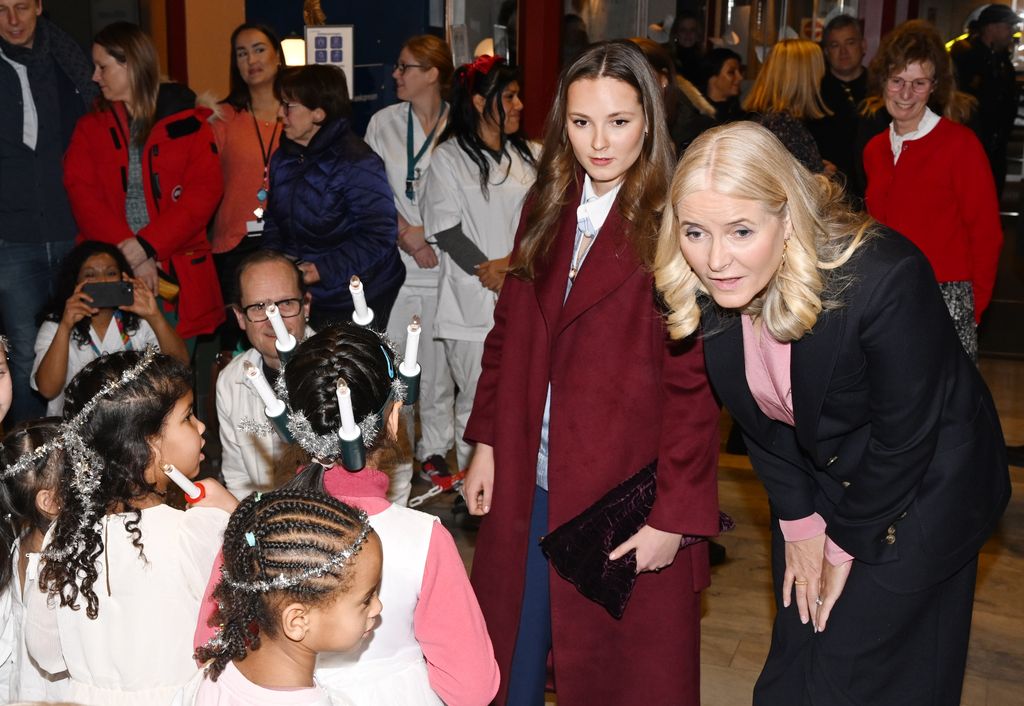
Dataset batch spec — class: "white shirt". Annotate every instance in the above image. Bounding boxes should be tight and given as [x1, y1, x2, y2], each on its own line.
[889, 106, 941, 164]
[0, 540, 70, 702]
[0, 46, 38, 150]
[215, 330, 313, 500]
[31, 317, 159, 416]
[26, 505, 229, 706]
[419, 140, 539, 341]
[364, 102, 447, 288]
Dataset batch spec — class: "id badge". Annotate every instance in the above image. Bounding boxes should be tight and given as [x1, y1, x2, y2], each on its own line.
[246, 219, 265, 237]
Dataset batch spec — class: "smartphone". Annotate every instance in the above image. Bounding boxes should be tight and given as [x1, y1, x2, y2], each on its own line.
[82, 281, 134, 308]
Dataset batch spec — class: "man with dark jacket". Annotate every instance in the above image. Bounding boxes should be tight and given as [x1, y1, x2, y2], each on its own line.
[0, 0, 96, 423]
[813, 15, 869, 198]
[950, 3, 1020, 196]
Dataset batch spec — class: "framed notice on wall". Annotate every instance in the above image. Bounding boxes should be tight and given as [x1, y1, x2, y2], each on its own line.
[304, 25, 355, 98]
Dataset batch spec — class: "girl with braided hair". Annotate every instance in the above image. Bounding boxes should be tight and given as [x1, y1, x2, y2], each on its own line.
[22, 350, 237, 705]
[194, 322, 498, 706]
[179, 489, 382, 704]
[0, 419, 70, 700]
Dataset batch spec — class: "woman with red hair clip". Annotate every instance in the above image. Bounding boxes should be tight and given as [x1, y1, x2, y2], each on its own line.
[418, 55, 538, 476]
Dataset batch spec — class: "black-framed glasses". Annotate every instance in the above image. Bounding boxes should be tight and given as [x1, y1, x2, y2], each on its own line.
[394, 62, 426, 74]
[241, 298, 303, 323]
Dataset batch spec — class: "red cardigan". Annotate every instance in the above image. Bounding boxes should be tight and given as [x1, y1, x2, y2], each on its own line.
[863, 117, 1002, 321]
[63, 87, 225, 338]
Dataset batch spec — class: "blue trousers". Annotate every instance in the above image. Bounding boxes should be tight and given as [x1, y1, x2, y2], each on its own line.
[506, 485, 552, 706]
[0, 239, 72, 424]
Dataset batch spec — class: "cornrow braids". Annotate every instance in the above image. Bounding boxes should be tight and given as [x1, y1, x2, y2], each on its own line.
[195, 488, 374, 680]
[278, 323, 404, 475]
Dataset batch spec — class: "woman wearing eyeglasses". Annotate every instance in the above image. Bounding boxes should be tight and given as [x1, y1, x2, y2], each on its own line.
[261, 65, 405, 329]
[364, 36, 457, 504]
[862, 20, 1001, 360]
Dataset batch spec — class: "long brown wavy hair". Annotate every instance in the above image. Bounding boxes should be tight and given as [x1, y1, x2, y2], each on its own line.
[509, 40, 674, 281]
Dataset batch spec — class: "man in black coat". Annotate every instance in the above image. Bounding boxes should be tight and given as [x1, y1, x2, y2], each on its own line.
[0, 0, 96, 423]
[950, 3, 1020, 196]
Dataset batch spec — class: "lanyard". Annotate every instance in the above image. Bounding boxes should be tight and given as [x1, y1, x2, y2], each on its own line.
[87, 312, 133, 358]
[405, 102, 445, 201]
[251, 107, 280, 204]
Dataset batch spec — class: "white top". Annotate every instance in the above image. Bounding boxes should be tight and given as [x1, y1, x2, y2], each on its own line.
[25, 504, 229, 706]
[31, 317, 159, 416]
[0, 46, 38, 150]
[0, 539, 71, 703]
[216, 334, 311, 500]
[364, 102, 447, 288]
[419, 140, 538, 341]
[889, 106, 941, 164]
[317, 503, 442, 706]
[173, 662, 348, 706]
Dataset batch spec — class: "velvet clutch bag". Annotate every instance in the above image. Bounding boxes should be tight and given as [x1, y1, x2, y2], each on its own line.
[540, 460, 734, 619]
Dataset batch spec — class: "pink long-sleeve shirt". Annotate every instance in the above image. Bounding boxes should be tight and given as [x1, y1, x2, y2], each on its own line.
[193, 468, 499, 706]
[742, 315, 854, 566]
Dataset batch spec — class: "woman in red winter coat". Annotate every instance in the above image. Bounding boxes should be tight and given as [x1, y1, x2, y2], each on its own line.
[461, 41, 721, 706]
[63, 22, 225, 340]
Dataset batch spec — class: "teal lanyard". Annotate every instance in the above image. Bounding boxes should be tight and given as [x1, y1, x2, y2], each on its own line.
[405, 102, 445, 201]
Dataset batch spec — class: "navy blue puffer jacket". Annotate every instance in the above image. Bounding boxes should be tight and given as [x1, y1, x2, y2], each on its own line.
[262, 117, 404, 324]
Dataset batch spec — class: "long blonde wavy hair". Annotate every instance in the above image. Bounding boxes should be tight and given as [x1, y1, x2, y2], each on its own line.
[654, 122, 876, 342]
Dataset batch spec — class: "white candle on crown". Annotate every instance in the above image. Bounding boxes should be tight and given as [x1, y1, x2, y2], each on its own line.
[162, 463, 202, 500]
[401, 315, 422, 374]
[243, 360, 286, 416]
[266, 303, 292, 348]
[349, 276, 373, 325]
[336, 378, 360, 439]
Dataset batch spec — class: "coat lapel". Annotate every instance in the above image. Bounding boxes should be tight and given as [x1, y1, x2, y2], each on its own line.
[555, 206, 640, 337]
[702, 312, 772, 438]
[533, 204, 578, 337]
[791, 308, 846, 451]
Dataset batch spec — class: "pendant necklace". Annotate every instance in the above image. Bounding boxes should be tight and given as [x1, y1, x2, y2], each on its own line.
[251, 104, 280, 207]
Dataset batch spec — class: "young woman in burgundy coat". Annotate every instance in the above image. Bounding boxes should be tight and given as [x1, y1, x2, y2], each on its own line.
[461, 41, 721, 706]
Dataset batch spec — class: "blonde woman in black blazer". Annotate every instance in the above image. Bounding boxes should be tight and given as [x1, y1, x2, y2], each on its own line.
[654, 121, 1010, 705]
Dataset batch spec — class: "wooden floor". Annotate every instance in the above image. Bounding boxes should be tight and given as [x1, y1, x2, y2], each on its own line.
[426, 356, 1024, 706]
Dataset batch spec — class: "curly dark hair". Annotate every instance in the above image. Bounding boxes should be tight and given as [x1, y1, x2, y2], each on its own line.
[195, 488, 376, 680]
[0, 418, 65, 593]
[282, 323, 402, 486]
[37, 351, 193, 619]
[437, 59, 536, 198]
[42, 241, 141, 349]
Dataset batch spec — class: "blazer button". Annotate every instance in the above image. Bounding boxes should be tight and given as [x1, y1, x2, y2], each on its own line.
[898, 511, 907, 520]
[826, 455, 839, 467]
[887, 525, 896, 535]
[841, 481, 851, 488]
[885, 534, 896, 545]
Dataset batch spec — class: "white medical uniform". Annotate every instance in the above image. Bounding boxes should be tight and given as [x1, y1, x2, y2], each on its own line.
[418, 139, 537, 469]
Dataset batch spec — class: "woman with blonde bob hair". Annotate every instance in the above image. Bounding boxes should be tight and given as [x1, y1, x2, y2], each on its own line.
[742, 38, 829, 172]
[655, 120, 1009, 705]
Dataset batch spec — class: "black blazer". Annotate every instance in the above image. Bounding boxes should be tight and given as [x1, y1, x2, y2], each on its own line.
[702, 229, 1010, 592]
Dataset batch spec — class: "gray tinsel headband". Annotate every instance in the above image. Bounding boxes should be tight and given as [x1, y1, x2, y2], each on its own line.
[0, 347, 159, 560]
[219, 508, 373, 593]
[271, 336, 407, 460]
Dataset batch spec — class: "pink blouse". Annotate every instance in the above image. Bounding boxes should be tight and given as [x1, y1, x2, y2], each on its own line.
[742, 315, 854, 565]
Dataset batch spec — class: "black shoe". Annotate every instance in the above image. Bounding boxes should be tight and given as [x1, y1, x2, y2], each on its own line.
[1008, 445, 1024, 467]
[708, 540, 727, 566]
[419, 454, 450, 483]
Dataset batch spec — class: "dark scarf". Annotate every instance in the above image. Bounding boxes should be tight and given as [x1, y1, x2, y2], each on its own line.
[0, 18, 96, 147]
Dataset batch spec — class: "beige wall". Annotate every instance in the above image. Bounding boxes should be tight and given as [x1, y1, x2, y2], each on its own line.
[184, 0, 245, 98]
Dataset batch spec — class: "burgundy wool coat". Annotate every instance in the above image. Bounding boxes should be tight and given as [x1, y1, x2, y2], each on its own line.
[464, 188, 721, 706]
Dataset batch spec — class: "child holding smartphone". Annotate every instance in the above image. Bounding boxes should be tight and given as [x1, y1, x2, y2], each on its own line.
[32, 241, 188, 415]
